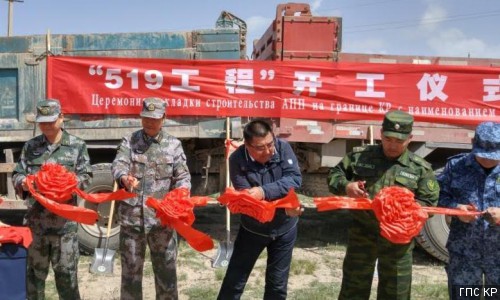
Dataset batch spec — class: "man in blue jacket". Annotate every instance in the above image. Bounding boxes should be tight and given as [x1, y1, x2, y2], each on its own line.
[217, 119, 302, 300]
[438, 121, 500, 298]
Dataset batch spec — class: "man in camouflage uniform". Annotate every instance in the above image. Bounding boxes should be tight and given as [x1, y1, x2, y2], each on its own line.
[438, 121, 500, 299]
[112, 97, 191, 300]
[328, 110, 439, 300]
[12, 99, 92, 300]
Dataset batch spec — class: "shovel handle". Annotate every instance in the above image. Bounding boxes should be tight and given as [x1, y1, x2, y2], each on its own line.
[225, 117, 232, 239]
[105, 181, 118, 240]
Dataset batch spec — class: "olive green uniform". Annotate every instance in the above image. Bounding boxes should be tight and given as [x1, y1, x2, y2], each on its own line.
[328, 144, 439, 300]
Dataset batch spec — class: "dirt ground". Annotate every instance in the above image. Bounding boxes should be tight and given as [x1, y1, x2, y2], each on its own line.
[46, 205, 448, 300]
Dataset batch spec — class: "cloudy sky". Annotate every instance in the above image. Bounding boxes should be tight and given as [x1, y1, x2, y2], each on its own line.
[1, 0, 499, 59]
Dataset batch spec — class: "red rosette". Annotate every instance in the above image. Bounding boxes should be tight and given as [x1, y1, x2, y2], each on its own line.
[314, 186, 485, 244]
[372, 186, 428, 244]
[145, 187, 214, 252]
[34, 163, 77, 202]
[25, 163, 135, 224]
[146, 188, 195, 226]
[26, 174, 99, 225]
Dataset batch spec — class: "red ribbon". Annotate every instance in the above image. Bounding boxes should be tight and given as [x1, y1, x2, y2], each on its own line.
[218, 187, 301, 223]
[314, 195, 372, 211]
[0, 227, 33, 248]
[225, 139, 240, 159]
[26, 163, 135, 225]
[145, 187, 214, 252]
[314, 186, 482, 244]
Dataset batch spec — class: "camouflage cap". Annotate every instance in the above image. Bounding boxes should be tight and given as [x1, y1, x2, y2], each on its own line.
[382, 110, 413, 140]
[140, 97, 166, 119]
[472, 121, 500, 160]
[35, 99, 61, 123]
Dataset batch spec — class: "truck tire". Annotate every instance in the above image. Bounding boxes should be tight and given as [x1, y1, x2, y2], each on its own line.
[298, 173, 331, 197]
[78, 163, 120, 254]
[415, 166, 449, 262]
[416, 214, 450, 262]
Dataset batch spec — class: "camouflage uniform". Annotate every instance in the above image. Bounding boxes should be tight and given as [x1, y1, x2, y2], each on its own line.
[12, 99, 91, 300]
[328, 111, 439, 300]
[438, 122, 500, 298]
[112, 98, 191, 300]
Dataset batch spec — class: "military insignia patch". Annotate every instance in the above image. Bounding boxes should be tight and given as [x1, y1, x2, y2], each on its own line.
[147, 103, 156, 111]
[394, 123, 400, 130]
[40, 107, 49, 115]
[426, 179, 438, 191]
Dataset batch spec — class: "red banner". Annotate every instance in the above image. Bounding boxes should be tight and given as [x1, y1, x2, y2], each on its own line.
[47, 56, 500, 125]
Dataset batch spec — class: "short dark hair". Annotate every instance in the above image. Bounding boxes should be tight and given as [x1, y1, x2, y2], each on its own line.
[243, 119, 273, 141]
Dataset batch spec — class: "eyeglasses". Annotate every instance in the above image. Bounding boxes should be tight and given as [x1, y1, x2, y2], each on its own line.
[249, 140, 275, 152]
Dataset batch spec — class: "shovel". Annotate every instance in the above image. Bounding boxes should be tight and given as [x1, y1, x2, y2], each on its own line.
[211, 207, 233, 268]
[212, 117, 234, 268]
[90, 181, 117, 274]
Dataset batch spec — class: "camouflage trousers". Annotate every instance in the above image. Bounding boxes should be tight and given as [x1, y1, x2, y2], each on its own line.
[339, 223, 414, 300]
[26, 231, 80, 300]
[120, 225, 178, 300]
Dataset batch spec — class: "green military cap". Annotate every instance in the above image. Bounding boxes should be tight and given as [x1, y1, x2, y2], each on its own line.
[140, 97, 166, 119]
[382, 110, 413, 140]
[36, 99, 62, 123]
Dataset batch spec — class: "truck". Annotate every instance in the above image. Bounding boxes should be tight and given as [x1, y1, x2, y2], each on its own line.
[0, 10, 247, 253]
[251, 3, 500, 262]
[0, 3, 498, 262]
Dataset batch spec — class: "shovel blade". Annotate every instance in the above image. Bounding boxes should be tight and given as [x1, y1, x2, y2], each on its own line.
[90, 248, 116, 274]
[211, 241, 233, 268]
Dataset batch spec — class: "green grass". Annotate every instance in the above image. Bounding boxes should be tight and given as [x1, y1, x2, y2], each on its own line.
[290, 281, 338, 300]
[44, 278, 58, 300]
[183, 285, 219, 299]
[178, 272, 188, 281]
[289, 281, 448, 300]
[245, 284, 265, 299]
[412, 283, 449, 299]
[323, 243, 347, 252]
[143, 262, 154, 276]
[178, 240, 198, 259]
[214, 268, 226, 281]
[290, 259, 317, 275]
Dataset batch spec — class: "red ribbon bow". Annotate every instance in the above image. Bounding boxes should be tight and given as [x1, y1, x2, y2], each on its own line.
[218, 187, 301, 223]
[145, 187, 213, 252]
[26, 163, 135, 225]
[314, 186, 482, 244]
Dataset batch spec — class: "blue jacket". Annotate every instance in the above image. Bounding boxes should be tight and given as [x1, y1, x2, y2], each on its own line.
[437, 153, 500, 260]
[229, 138, 302, 237]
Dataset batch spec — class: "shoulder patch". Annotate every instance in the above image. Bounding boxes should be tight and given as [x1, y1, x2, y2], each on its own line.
[426, 179, 439, 191]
